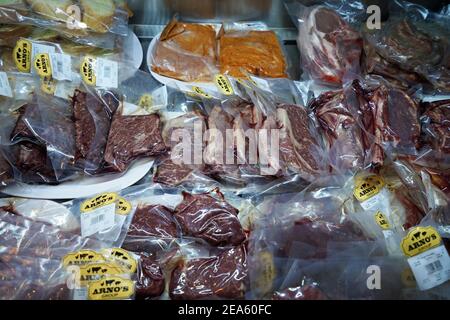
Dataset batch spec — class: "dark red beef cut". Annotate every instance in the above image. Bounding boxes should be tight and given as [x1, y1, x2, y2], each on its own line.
[9, 98, 77, 183]
[363, 40, 427, 90]
[421, 99, 450, 155]
[364, 19, 450, 92]
[310, 90, 366, 170]
[10, 103, 41, 143]
[384, 88, 420, 151]
[126, 204, 178, 238]
[104, 113, 167, 172]
[13, 142, 56, 183]
[173, 190, 246, 246]
[298, 6, 362, 84]
[135, 252, 165, 300]
[169, 245, 248, 300]
[276, 104, 320, 179]
[72, 90, 119, 173]
[155, 112, 207, 186]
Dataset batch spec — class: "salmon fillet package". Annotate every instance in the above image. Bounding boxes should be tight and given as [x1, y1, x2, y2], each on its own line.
[151, 19, 218, 82]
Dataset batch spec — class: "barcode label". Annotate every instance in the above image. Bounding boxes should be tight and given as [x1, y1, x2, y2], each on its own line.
[95, 58, 118, 88]
[407, 245, 450, 290]
[50, 53, 72, 81]
[0, 72, 13, 97]
[80, 203, 115, 238]
[425, 260, 443, 275]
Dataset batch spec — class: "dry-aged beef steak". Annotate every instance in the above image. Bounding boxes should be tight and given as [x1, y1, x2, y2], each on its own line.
[277, 104, 320, 178]
[169, 245, 248, 300]
[173, 190, 246, 246]
[421, 99, 450, 155]
[298, 6, 362, 84]
[104, 113, 167, 172]
[364, 19, 450, 91]
[126, 204, 178, 239]
[72, 90, 119, 173]
[135, 252, 165, 300]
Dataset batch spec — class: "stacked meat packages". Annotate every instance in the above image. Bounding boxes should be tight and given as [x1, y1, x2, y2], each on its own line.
[1, 0, 450, 301]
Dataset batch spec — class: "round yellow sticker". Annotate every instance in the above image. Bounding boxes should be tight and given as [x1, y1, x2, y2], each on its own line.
[62, 250, 106, 267]
[81, 192, 118, 213]
[116, 197, 132, 215]
[88, 276, 134, 300]
[13, 39, 32, 73]
[353, 175, 385, 202]
[103, 248, 137, 273]
[214, 74, 234, 95]
[80, 56, 96, 86]
[34, 53, 52, 78]
[374, 211, 391, 230]
[40, 76, 56, 95]
[401, 226, 442, 257]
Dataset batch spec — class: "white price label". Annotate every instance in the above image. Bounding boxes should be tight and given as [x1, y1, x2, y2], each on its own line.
[95, 58, 118, 88]
[80, 203, 116, 238]
[50, 53, 72, 81]
[359, 187, 390, 211]
[0, 72, 13, 97]
[407, 245, 450, 291]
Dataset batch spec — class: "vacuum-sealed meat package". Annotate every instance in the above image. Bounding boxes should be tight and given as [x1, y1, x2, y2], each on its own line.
[286, 2, 363, 85]
[173, 189, 246, 247]
[219, 26, 287, 78]
[72, 89, 120, 174]
[169, 245, 248, 300]
[151, 19, 218, 82]
[363, 1, 450, 93]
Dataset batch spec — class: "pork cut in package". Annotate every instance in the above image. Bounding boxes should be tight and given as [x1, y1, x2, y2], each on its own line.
[285, 1, 364, 85]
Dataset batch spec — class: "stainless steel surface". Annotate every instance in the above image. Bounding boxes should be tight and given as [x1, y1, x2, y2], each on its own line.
[128, 0, 295, 28]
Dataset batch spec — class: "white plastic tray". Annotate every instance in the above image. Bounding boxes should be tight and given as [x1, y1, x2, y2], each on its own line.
[2, 159, 153, 200]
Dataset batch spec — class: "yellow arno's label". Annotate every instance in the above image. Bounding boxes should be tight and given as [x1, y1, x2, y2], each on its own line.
[255, 251, 276, 295]
[81, 192, 117, 213]
[88, 276, 134, 300]
[138, 94, 153, 109]
[13, 39, 32, 72]
[401, 226, 442, 257]
[34, 53, 52, 77]
[237, 77, 257, 88]
[80, 56, 96, 86]
[192, 86, 211, 98]
[79, 263, 125, 286]
[62, 250, 105, 267]
[401, 268, 416, 288]
[374, 211, 390, 230]
[103, 248, 137, 273]
[40, 76, 56, 95]
[353, 175, 385, 202]
[214, 74, 234, 95]
[116, 197, 132, 215]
